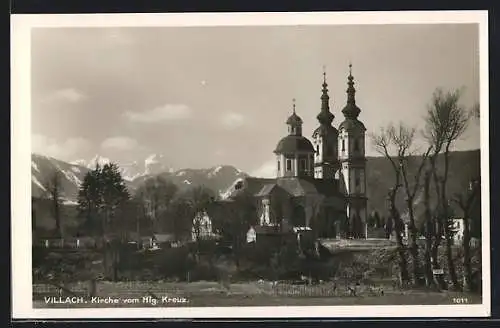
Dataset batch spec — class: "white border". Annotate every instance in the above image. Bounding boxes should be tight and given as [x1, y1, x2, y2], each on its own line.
[11, 11, 490, 319]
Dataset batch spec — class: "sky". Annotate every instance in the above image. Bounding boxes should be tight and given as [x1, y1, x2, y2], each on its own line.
[31, 24, 480, 177]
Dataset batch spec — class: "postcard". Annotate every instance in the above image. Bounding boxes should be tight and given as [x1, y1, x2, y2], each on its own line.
[11, 11, 490, 319]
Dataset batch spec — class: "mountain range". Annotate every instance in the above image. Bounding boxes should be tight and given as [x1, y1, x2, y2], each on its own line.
[31, 153, 248, 203]
[31, 149, 481, 216]
[70, 153, 174, 181]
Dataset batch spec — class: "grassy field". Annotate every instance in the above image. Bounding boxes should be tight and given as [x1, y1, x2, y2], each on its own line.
[33, 280, 482, 308]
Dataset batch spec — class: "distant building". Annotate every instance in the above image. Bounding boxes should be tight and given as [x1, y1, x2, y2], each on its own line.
[450, 217, 465, 245]
[221, 65, 368, 239]
[152, 233, 177, 248]
[191, 211, 219, 241]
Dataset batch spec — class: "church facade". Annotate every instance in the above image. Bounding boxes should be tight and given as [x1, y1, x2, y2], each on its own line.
[223, 65, 368, 239]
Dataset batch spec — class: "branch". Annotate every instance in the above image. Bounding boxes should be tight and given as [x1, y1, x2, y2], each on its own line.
[409, 145, 433, 198]
[370, 126, 400, 181]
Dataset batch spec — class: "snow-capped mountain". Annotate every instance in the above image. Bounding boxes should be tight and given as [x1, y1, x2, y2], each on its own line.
[71, 154, 174, 181]
[71, 154, 111, 169]
[128, 165, 248, 196]
[32, 154, 91, 202]
[144, 154, 173, 175]
[32, 153, 248, 202]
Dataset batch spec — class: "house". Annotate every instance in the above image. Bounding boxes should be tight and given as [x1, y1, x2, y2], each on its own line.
[152, 233, 178, 248]
[246, 226, 257, 243]
[450, 217, 465, 245]
[192, 211, 219, 241]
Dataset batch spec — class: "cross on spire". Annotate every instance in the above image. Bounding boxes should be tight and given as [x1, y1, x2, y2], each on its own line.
[292, 98, 296, 114]
[317, 66, 334, 126]
[342, 62, 361, 120]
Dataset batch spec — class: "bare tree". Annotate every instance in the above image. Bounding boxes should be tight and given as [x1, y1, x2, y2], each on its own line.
[422, 171, 437, 288]
[472, 103, 480, 120]
[387, 187, 409, 285]
[453, 179, 480, 292]
[46, 171, 63, 238]
[136, 176, 178, 233]
[424, 88, 471, 290]
[371, 123, 429, 286]
[371, 126, 409, 285]
[391, 123, 432, 287]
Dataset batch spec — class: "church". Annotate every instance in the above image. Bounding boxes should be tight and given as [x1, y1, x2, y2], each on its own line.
[222, 64, 368, 240]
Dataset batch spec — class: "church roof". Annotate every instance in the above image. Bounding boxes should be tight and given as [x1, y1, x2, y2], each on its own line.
[312, 124, 339, 138]
[277, 177, 342, 197]
[274, 135, 315, 154]
[339, 118, 366, 132]
[255, 183, 279, 197]
[224, 176, 343, 199]
[226, 177, 275, 199]
[286, 112, 303, 125]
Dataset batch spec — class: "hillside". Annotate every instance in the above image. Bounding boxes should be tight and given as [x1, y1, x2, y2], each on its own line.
[128, 165, 248, 195]
[366, 149, 481, 218]
[31, 154, 90, 202]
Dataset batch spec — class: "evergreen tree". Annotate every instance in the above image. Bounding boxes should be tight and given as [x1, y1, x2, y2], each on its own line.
[77, 165, 103, 235]
[100, 163, 130, 234]
[46, 171, 63, 238]
[77, 163, 130, 237]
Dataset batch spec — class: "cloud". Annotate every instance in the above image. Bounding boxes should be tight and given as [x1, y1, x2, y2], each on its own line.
[250, 159, 276, 178]
[125, 104, 193, 123]
[220, 112, 246, 129]
[101, 136, 139, 151]
[32, 134, 91, 161]
[42, 88, 86, 104]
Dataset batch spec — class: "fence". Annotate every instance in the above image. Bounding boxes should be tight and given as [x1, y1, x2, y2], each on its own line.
[34, 238, 98, 249]
[270, 281, 386, 297]
[33, 279, 388, 300]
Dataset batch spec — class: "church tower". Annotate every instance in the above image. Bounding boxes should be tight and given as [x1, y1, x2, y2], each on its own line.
[338, 64, 368, 239]
[274, 99, 315, 178]
[312, 68, 339, 179]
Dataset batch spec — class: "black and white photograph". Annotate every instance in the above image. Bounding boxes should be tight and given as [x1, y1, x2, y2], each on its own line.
[11, 11, 489, 318]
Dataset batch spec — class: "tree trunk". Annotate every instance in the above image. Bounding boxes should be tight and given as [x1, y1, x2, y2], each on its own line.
[54, 200, 61, 238]
[430, 157, 447, 290]
[441, 147, 459, 290]
[113, 246, 119, 282]
[444, 220, 460, 290]
[431, 217, 445, 289]
[423, 173, 436, 289]
[389, 193, 409, 286]
[462, 216, 472, 292]
[393, 219, 409, 286]
[406, 199, 422, 286]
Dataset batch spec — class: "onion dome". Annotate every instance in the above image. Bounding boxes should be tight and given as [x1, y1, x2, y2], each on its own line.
[341, 63, 362, 120]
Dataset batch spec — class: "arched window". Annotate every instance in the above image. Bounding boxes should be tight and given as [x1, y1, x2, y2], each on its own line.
[316, 145, 320, 155]
[286, 159, 292, 171]
[341, 139, 345, 152]
[277, 160, 280, 171]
